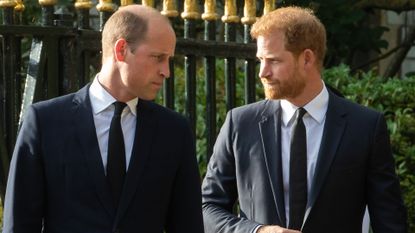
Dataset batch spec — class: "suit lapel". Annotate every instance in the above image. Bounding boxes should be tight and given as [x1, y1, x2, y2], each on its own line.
[114, 100, 156, 227]
[259, 100, 287, 227]
[72, 85, 115, 218]
[303, 92, 347, 226]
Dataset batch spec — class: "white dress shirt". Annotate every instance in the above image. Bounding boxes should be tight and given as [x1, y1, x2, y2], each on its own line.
[88, 76, 138, 173]
[280, 83, 329, 226]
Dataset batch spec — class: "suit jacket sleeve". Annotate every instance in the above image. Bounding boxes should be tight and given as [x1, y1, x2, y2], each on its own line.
[3, 106, 45, 233]
[165, 118, 204, 233]
[202, 110, 260, 233]
[367, 114, 408, 232]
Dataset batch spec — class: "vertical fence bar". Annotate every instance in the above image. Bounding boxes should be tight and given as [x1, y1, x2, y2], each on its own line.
[75, 0, 93, 30]
[14, 1, 24, 112]
[1, 0, 17, 158]
[40, 1, 59, 99]
[202, 0, 218, 161]
[0, 0, 17, 204]
[242, 0, 256, 104]
[39, 0, 57, 26]
[0, 29, 5, 202]
[76, 1, 93, 88]
[0, 1, 14, 23]
[161, 0, 179, 110]
[181, 0, 199, 133]
[222, 0, 239, 111]
[97, 0, 117, 31]
[14, 0, 24, 24]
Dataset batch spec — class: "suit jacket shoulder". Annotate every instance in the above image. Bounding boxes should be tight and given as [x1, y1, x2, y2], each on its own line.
[139, 100, 190, 126]
[227, 99, 280, 126]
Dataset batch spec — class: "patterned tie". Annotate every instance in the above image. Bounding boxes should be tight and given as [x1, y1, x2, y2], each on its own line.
[289, 107, 307, 230]
[107, 101, 127, 207]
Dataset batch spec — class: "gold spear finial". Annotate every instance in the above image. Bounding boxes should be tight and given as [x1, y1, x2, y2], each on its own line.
[14, 0, 25, 12]
[161, 0, 179, 18]
[221, 0, 239, 23]
[120, 0, 134, 6]
[181, 0, 200, 20]
[201, 0, 218, 21]
[96, 0, 117, 12]
[75, 0, 93, 10]
[0, 0, 16, 8]
[142, 0, 154, 8]
[241, 0, 256, 25]
[38, 0, 58, 6]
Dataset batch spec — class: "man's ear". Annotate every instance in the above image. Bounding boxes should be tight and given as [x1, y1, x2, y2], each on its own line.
[114, 39, 128, 62]
[303, 49, 316, 68]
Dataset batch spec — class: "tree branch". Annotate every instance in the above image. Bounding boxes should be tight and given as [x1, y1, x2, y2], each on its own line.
[383, 26, 415, 78]
[356, 0, 415, 12]
[351, 44, 404, 71]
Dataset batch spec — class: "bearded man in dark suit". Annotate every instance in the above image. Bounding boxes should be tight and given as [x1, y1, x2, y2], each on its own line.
[202, 6, 407, 233]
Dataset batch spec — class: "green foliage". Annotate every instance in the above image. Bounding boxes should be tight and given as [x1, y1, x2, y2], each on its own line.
[280, 0, 389, 67]
[13, 1, 42, 25]
[324, 64, 415, 232]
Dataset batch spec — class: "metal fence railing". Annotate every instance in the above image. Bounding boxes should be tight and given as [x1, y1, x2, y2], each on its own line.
[0, 0, 275, 201]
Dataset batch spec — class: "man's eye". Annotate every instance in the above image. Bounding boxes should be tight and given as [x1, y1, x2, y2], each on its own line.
[152, 55, 165, 62]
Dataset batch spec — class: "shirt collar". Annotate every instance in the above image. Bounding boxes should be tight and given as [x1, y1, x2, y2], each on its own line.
[280, 82, 329, 126]
[89, 75, 138, 116]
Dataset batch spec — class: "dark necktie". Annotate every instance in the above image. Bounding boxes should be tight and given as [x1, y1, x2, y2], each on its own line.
[107, 101, 127, 207]
[289, 107, 307, 230]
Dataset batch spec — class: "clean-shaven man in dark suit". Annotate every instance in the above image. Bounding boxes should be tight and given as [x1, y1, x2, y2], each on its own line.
[202, 6, 407, 233]
[3, 5, 204, 233]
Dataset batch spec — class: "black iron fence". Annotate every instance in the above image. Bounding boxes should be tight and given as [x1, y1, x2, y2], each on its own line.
[0, 0, 274, 201]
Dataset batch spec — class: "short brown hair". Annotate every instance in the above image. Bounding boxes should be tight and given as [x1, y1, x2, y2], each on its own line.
[101, 9, 148, 60]
[251, 6, 327, 70]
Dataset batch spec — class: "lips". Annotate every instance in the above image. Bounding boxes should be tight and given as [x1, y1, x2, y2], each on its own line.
[152, 82, 163, 89]
[262, 82, 276, 87]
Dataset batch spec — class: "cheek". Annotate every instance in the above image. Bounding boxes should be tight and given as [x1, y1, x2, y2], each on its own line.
[271, 66, 287, 78]
[280, 66, 295, 77]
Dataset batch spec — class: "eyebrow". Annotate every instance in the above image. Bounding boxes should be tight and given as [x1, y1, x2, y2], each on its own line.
[150, 52, 175, 59]
[256, 54, 280, 59]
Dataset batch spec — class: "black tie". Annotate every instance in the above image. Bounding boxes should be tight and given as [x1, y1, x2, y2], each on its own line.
[289, 107, 307, 230]
[107, 101, 127, 207]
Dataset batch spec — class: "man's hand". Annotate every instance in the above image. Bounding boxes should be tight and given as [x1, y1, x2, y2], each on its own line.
[257, 225, 301, 233]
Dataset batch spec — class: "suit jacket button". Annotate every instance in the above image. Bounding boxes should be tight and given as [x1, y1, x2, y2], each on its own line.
[114, 229, 120, 233]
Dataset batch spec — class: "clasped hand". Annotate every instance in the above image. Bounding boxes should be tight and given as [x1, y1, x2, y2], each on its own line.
[257, 225, 301, 233]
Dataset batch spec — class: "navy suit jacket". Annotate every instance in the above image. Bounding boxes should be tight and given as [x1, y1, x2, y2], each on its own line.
[3, 84, 204, 233]
[202, 90, 407, 233]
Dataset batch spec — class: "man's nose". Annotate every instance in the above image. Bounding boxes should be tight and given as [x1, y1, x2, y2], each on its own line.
[258, 62, 270, 79]
[160, 61, 170, 78]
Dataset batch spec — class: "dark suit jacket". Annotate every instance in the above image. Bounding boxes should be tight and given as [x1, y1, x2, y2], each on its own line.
[202, 90, 407, 233]
[3, 84, 204, 233]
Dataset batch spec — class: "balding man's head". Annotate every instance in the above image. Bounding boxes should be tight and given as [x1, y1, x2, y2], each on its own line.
[101, 5, 172, 60]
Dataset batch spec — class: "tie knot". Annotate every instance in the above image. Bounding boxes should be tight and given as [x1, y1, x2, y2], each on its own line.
[113, 101, 127, 116]
[296, 107, 307, 120]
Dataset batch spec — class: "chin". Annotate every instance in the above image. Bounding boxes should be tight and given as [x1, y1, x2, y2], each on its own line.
[265, 90, 281, 100]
